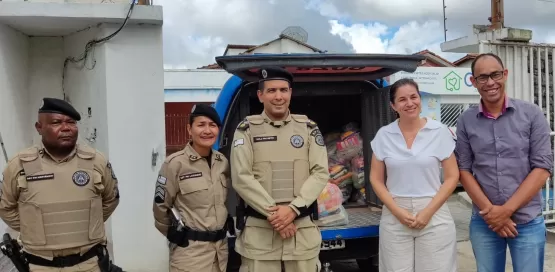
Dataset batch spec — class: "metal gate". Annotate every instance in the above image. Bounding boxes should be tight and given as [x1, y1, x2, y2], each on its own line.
[164, 101, 213, 155]
[479, 41, 555, 224]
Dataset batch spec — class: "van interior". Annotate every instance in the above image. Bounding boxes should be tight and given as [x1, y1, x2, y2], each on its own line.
[220, 80, 397, 213]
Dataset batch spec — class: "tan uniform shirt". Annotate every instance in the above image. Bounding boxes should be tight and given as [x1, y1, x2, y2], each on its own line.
[230, 111, 329, 261]
[153, 143, 230, 235]
[0, 143, 120, 259]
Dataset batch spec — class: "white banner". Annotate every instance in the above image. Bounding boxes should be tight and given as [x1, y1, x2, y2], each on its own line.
[390, 67, 478, 95]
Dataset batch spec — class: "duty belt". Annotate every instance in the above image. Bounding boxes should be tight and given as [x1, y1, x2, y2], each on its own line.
[245, 206, 312, 220]
[186, 228, 227, 242]
[25, 244, 102, 268]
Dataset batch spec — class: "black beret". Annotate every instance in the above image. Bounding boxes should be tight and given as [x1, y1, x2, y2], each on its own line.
[258, 66, 293, 84]
[38, 97, 81, 121]
[190, 104, 221, 127]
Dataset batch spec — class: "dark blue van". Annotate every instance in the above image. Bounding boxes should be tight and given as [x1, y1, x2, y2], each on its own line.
[212, 53, 425, 271]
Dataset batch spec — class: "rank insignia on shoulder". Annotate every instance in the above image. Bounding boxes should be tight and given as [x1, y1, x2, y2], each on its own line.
[307, 119, 317, 129]
[237, 119, 249, 130]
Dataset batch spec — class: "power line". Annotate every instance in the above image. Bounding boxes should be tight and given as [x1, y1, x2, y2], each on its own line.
[61, 0, 137, 102]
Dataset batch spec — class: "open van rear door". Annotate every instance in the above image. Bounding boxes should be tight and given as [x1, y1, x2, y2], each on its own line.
[215, 53, 425, 209]
[215, 53, 425, 82]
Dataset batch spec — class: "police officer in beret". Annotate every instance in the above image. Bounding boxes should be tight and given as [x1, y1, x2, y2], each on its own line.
[230, 66, 329, 272]
[0, 97, 121, 272]
[153, 104, 233, 272]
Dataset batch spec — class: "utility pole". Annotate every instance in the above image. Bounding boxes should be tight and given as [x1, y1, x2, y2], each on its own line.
[489, 0, 504, 30]
[442, 0, 447, 41]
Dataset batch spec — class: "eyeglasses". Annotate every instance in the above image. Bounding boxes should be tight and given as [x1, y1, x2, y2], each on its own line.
[473, 71, 504, 84]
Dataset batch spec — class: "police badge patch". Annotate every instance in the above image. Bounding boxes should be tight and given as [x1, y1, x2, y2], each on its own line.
[72, 170, 90, 186]
[311, 129, 325, 146]
[290, 135, 304, 148]
[315, 134, 325, 146]
[107, 162, 117, 180]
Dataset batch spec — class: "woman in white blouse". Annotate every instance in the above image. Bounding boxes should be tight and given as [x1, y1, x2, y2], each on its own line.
[370, 78, 460, 272]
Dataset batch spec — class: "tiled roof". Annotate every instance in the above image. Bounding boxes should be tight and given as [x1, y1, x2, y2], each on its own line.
[197, 63, 221, 69]
[414, 49, 455, 67]
[453, 53, 478, 66]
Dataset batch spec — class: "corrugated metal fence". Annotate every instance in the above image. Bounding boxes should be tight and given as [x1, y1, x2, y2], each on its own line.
[480, 41, 555, 224]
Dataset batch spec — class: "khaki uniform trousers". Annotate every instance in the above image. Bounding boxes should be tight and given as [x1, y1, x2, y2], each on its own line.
[170, 239, 228, 272]
[379, 197, 457, 272]
[29, 256, 100, 272]
[239, 256, 320, 272]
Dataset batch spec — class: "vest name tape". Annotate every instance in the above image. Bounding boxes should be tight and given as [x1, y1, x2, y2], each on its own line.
[253, 136, 277, 142]
[26, 173, 55, 182]
[179, 172, 203, 180]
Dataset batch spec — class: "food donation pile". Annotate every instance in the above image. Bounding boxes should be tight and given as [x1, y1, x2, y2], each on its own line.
[315, 122, 366, 227]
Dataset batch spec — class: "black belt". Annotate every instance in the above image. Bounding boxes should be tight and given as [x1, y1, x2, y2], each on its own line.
[245, 206, 312, 220]
[186, 228, 227, 242]
[25, 244, 102, 268]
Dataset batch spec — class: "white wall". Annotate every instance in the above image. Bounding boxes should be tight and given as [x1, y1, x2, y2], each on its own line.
[247, 38, 317, 55]
[27, 37, 65, 144]
[0, 22, 29, 238]
[165, 69, 231, 90]
[0, 22, 166, 271]
[280, 38, 317, 53]
[102, 23, 167, 271]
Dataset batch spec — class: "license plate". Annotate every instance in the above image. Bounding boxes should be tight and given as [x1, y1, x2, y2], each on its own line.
[320, 239, 345, 251]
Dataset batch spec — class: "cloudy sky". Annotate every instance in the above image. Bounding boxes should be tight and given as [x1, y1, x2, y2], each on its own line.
[156, 0, 555, 69]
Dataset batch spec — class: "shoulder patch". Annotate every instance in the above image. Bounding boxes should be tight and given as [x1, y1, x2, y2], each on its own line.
[245, 115, 265, 125]
[107, 162, 117, 180]
[306, 119, 318, 129]
[237, 119, 249, 131]
[165, 150, 186, 163]
[76, 145, 96, 160]
[18, 147, 40, 162]
[290, 114, 308, 123]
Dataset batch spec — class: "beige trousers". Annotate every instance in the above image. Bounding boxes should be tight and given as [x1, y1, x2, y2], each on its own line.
[170, 239, 228, 272]
[29, 256, 100, 272]
[239, 256, 321, 272]
[379, 197, 457, 272]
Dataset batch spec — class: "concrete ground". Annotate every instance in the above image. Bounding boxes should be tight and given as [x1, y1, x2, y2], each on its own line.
[327, 193, 555, 271]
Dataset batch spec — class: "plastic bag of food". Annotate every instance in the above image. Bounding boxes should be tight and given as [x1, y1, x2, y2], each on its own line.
[336, 132, 363, 161]
[315, 205, 349, 227]
[316, 183, 343, 217]
[350, 154, 365, 189]
[340, 184, 353, 203]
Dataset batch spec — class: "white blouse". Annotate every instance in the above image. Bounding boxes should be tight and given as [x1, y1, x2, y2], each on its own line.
[370, 118, 456, 198]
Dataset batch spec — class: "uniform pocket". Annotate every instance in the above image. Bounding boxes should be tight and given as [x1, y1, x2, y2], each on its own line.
[92, 171, 104, 195]
[178, 177, 210, 208]
[294, 219, 321, 252]
[18, 202, 46, 246]
[88, 197, 105, 240]
[242, 218, 274, 251]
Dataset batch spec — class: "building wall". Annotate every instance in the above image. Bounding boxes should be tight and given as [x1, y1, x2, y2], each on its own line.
[0, 23, 29, 272]
[0, 21, 167, 271]
[165, 69, 231, 90]
[224, 48, 246, 56]
[246, 39, 316, 55]
[101, 24, 167, 271]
